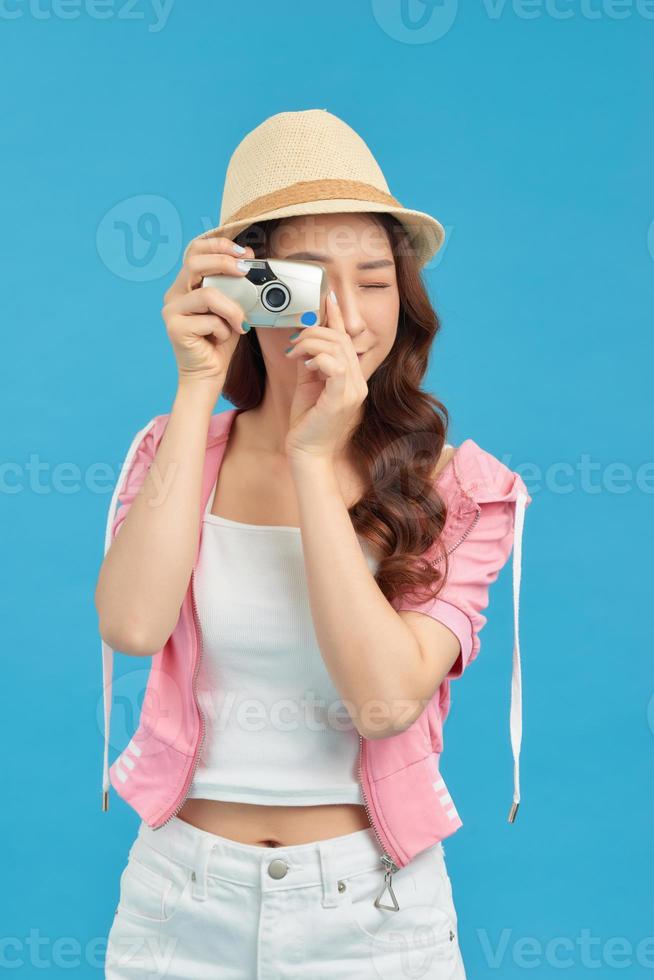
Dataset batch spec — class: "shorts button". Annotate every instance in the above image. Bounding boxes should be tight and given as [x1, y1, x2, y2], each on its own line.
[267, 858, 289, 879]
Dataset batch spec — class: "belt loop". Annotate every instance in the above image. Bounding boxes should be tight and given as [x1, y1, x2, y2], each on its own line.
[191, 837, 215, 901]
[317, 839, 338, 908]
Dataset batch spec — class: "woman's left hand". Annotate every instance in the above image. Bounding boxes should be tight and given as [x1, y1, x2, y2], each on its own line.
[284, 292, 369, 461]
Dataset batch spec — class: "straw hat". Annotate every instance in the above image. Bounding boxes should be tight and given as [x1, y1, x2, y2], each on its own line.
[184, 109, 445, 269]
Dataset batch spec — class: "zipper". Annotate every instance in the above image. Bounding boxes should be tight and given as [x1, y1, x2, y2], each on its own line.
[353, 495, 480, 908]
[430, 502, 481, 569]
[357, 732, 402, 910]
[152, 565, 207, 829]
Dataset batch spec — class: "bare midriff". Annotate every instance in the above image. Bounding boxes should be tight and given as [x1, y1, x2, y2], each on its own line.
[177, 798, 373, 847]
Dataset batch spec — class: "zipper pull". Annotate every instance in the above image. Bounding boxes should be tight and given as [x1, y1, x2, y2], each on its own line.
[374, 853, 400, 911]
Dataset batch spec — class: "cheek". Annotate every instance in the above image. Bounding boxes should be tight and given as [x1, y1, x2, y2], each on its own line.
[367, 293, 399, 333]
[376, 309, 400, 349]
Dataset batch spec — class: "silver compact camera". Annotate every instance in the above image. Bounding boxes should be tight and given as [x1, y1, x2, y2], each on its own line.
[202, 259, 328, 330]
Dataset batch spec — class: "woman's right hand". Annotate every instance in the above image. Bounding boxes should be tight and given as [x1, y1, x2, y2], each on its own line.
[161, 236, 256, 390]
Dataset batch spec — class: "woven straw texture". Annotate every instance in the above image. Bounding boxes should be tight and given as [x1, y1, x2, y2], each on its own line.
[185, 109, 445, 268]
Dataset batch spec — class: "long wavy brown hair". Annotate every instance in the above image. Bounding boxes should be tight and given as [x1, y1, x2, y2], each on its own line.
[223, 212, 453, 606]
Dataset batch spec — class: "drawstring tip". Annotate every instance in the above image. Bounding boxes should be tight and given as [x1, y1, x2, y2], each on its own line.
[102, 790, 109, 812]
[508, 801, 519, 823]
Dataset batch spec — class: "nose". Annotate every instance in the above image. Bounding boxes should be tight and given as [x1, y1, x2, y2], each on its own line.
[329, 283, 366, 341]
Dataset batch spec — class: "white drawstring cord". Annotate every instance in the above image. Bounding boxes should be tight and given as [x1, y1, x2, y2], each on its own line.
[101, 419, 157, 811]
[507, 489, 528, 822]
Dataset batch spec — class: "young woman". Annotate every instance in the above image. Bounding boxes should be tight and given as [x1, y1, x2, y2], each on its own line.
[98, 109, 531, 979]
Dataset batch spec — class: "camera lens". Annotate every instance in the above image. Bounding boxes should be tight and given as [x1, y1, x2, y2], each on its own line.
[262, 282, 290, 312]
[266, 287, 286, 308]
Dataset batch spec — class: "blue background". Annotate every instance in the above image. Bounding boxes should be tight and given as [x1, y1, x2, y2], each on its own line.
[2, 1, 652, 976]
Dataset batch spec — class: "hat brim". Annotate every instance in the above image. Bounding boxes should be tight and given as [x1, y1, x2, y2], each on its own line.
[184, 199, 445, 270]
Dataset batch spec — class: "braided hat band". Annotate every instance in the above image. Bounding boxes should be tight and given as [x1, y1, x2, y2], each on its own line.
[184, 109, 446, 268]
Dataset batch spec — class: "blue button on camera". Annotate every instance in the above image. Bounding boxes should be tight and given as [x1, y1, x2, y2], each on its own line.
[300, 311, 317, 326]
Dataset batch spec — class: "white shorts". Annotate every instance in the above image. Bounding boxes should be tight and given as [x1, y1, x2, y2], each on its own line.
[105, 814, 466, 979]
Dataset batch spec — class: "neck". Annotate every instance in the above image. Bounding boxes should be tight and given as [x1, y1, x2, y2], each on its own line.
[238, 382, 363, 462]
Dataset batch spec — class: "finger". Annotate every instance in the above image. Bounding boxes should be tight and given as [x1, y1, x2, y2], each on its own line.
[174, 312, 234, 344]
[166, 238, 255, 301]
[289, 324, 359, 372]
[184, 251, 251, 292]
[285, 336, 341, 361]
[288, 326, 352, 351]
[325, 290, 346, 334]
[169, 285, 247, 335]
[289, 325, 340, 342]
[186, 236, 256, 260]
[302, 352, 348, 395]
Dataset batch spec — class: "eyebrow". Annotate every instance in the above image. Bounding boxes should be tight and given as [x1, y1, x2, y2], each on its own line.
[283, 251, 395, 271]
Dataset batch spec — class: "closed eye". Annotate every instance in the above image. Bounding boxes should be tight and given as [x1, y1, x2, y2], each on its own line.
[361, 284, 391, 289]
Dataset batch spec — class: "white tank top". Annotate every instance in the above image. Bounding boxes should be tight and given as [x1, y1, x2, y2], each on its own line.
[187, 477, 381, 806]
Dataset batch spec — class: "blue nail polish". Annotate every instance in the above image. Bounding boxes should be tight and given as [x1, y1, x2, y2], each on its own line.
[284, 346, 293, 354]
[289, 331, 300, 340]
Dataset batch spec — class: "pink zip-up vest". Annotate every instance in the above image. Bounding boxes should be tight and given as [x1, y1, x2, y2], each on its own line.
[100, 407, 532, 885]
